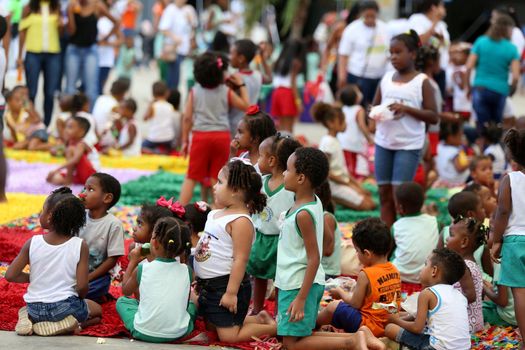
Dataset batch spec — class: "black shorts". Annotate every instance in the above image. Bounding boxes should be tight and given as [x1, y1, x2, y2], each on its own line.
[196, 274, 251, 327]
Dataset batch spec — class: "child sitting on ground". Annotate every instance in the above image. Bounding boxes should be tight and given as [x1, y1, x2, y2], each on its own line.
[117, 217, 196, 343]
[317, 217, 401, 338]
[6, 187, 102, 336]
[78, 173, 125, 301]
[446, 217, 487, 333]
[385, 248, 471, 350]
[483, 260, 517, 327]
[182, 201, 211, 250]
[247, 134, 302, 314]
[435, 121, 469, 188]
[469, 155, 496, 195]
[47, 116, 100, 185]
[116, 98, 141, 156]
[392, 182, 439, 291]
[312, 102, 375, 211]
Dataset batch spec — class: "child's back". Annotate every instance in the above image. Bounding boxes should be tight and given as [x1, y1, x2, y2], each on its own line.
[192, 83, 230, 132]
[229, 71, 262, 136]
[146, 100, 177, 144]
[337, 104, 367, 155]
[119, 119, 142, 157]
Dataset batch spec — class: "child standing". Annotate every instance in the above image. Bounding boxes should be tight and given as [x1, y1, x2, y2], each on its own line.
[194, 160, 276, 342]
[78, 173, 125, 301]
[180, 52, 249, 205]
[385, 248, 471, 350]
[117, 98, 141, 156]
[117, 217, 196, 343]
[491, 128, 525, 347]
[6, 188, 102, 336]
[115, 34, 136, 81]
[247, 134, 302, 314]
[449, 42, 472, 120]
[312, 102, 375, 211]
[336, 84, 373, 179]
[435, 121, 470, 188]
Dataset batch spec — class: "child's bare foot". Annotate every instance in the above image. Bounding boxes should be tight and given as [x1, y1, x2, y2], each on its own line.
[354, 330, 368, 350]
[359, 326, 386, 350]
[256, 310, 275, 325]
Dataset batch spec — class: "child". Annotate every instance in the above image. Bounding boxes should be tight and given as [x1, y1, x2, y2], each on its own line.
[194, 159, 276, 342]
[277, 148, 382, 349]
[469, 155, 496, 194]
[446, 217, 487, 333]
[117, 217, 196, 343]
[179, 52, 249, 204]
[4, 86, 49, 151]
[248, 134, 302, 314]
[230, 105, 276, 167]
[116, 98, 141, 156]
[371, 30, 438, 227]
[392, 182, 439, 288]
[115, 34, 136, 81]
[52, 95, 73, 143]
[78, 173, 125, 301]
[463, 183, 497, 219]
[385, 248, 471, 350]
[449, 42, 472, 120]
[47, 116, 100, 185]
[483, 263, 517, 327]
[316, 180, 342, 280]
[228, 38, 268, 137]
[312, 102, 375, 211]
[481, 124, 506, 179]
[270, 39, 306, 133]
[6, 187, 102, 336]
[491, 128, 525, 347]
[142, 81, 180, 154]
[317, 217, 401, 338]
[183, 201, 211, 250]
[336, 84, 373, 179]
[435, 121, 469, 188]
[70, 92, 99, 148]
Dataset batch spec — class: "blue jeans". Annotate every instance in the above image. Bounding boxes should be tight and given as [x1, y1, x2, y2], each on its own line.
[98, 67, 111, 95]
[472, 87, 506, 129]
[86, 274, 111, 300]
[165, 55, 185, 90]
[27, 296, 89, 323]
[347, 73, 380, 107]
[24, 52, 61, 126]
[65, 44, 99, 110]
[374, 144, 422, 185]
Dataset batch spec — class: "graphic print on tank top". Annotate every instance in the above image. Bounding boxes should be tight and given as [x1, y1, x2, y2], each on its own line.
[195, 234, 212, 262]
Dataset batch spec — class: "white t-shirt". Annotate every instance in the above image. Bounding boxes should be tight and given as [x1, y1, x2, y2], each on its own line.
[118, 120, 142, 157]
[452, 65, 471, 113]
[436, 142, 469, 185]
[97, 17, 117, 68]
[408, 13, 450, 69]
[511, 27, 525, 57]
[77, 111, 98, 149]
[146, 100, 179, 143]
[484, 143, 506, 177]
[337, 105, 368, 154]
[92, 95, 118, 134]
[319, 134, 350, 183]
[158, 3, 195, 55]
[338, 18, 390, 79]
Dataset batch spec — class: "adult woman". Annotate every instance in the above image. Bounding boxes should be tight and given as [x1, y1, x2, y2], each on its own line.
[466, 14, 520, 129]
[17, 0, 61, 126]
[66, 0, 118, 109]
[158, 0, 196, 90]
[337, 0, 390, 106]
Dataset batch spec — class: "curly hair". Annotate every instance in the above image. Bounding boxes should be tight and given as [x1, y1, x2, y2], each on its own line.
[183, 203, 211, 233]
[392, 29, 422, 52]
[311, 102, 343, 128]
[439, 120, 463, 141]
[153, 217, 192, 259]
[352, 217, 392, 256]
[453, 216, 488, 249]
[226, 160, 266, 214]
[140, 204, 175, 228]
[294, 147, 329, 188]
[395, 182, 424, 214]
[47, 187, 86, 236]
[480, 123, 503, 145]
[70, 115, 91, 137]
[194, 52, 229, 88]
[504, 128, 525, 167]
[447, 191, 480, 218]
[90, 173, 121, 209]
[430, 248, 466, 285]
[234, 39, 258, 63]
[243, 112, 276, 145]
[468, 155, 492, 172]
[339, 84, 361, 106]
[315, 181, 335, 214]
[269, 133, 302, 171]
[71, 92, 89, 114]
[416, 45, 439, 72]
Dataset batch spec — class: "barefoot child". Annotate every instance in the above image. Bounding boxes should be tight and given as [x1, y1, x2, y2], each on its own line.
[116, 98, 141, 156]
[6, 188, 102, 336]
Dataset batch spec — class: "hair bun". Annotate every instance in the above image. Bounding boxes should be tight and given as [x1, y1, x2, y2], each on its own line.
[52, 187, 73, 195]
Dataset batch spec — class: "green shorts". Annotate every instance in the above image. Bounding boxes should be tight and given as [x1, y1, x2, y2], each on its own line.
[499, 235, 525, 288]
[482, 301, 512, 327]
[247, 233, 279, 279]
[277, 283, 324, 337]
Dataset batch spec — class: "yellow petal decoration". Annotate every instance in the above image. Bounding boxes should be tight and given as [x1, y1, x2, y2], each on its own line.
[0, 193, 46, 224]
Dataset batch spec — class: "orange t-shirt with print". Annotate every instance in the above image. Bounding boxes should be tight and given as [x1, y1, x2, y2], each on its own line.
[359, 262, 401, 337]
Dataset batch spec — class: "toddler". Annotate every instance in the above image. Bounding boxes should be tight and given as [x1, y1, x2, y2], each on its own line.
[449, 42, 472, 120]
[481, 124, 506, 179]
[469, 155, 496, 194]
[182, 201, 211, 251]
[6, 187, 102, 336]
[116, 98, 141, 156]
[435, 121, 469, 188]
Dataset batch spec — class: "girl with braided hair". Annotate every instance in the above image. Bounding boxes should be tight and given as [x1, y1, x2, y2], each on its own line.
[117, 217, 196, 343]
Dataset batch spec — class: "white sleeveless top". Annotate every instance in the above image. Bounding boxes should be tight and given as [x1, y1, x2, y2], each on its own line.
[24, 235, 83, 303]
[147, 100, 177, 143]
[427, 284, 471, 350]
[505, 171, 525, 236]
[375, 71, 427, 150]
[194, 210, 253, 279]
[118, 120, 142, 156]
[337, 105, 368, 153]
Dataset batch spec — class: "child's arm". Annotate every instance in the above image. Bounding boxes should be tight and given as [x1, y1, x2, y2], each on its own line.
[481, 246, 494, 277]
[258, 47, 273, 84]
[76, 240, 90, 299]
[6, 120, 18, 142]
[219, 217, 253, 314]
[388, 288, 434, 334]
[54, 142, 88, 171]
[453, 153, 469, 173]
[287, 210, 321, 322]
[89, 223, 124, 281]
[330, 270, 369, 308]
[355, 107, 373, 145]
[465, 54, 477, 97]
[5, 239, 31, 283]
[458, 267, 476, 303]
[323, 213, 336, 257]
[118, 122, 137, 151]
[228, 73, 249, 111]
[121, 246, 143, 296]
[389, 79, 438, 124]
[491, 175, 511, 262]
[26, 102, 42, 124]
[483, 280, 509, 307]
[143, 102, 154, 121]
[89, 256, 119, 282]
[181, 92, 194, 157]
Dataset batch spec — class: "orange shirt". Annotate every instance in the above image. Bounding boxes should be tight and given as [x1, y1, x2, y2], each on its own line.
[359, 262, 401, 337]
[122, 3, 139, 30]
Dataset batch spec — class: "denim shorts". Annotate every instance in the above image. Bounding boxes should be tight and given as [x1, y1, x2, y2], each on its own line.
[396, 328, 432, 350]
[27, 295, 89, 323]
[374, 144, 422, 185]
[29, 129, 49, 142]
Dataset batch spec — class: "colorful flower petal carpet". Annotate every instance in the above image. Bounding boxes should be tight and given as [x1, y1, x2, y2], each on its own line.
[0, 149, 520, 349]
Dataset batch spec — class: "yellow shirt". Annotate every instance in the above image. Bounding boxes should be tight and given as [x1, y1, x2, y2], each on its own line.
[19, 3, 60, 54]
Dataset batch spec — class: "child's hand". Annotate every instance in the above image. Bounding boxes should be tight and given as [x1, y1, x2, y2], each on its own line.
[482, 280, 494, 293]
[181, 141, 189, 158]
[387, 312, 400, 323]
[230, 139, 240, 152]
[129, 245, 145, 264]
[287, 297, 305, 322]
[227, 73, 243, 88]
[490, 242, 502, 263]
[329, 286, 346, 300]
[219, 291, 238, 314]
[388, 103, 406, 118]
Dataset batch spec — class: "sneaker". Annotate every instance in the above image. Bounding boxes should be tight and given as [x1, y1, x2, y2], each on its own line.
[33, 315, 79, 336]
[15, 306, 33, 336]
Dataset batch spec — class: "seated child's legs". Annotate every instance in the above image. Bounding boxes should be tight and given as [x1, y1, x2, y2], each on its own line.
[87, 274, 111, 301]
[482, 300, 512, 327]
[27, 296, 90, 324]
[317, 300, 363, 333]
[330, 181, 375, 211]
[385, 324, 432, 350]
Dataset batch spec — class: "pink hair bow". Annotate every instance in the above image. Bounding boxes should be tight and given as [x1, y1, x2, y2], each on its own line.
[194, 201, 209, 213]
[217, 57, 223, 68]
[156, 196, 186, 219]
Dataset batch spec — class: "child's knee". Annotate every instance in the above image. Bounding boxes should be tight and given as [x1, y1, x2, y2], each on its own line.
[384, 323, 400, 340]
[87, 300, 102, 318]
[282, 337, 300, 350]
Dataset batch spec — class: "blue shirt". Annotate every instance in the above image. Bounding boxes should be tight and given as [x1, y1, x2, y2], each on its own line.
[472, 35, 519, 95]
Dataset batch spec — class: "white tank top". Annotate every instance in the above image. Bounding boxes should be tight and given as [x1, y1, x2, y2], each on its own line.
[118, 120, 142, 157]
[24, 235, 83, 303]
[375, 71, 427, 150]
[505, 171, 525, 236]
[147, 100, 177, 142]
[337, 105, 367, 153]
[194, 210, 253, 279]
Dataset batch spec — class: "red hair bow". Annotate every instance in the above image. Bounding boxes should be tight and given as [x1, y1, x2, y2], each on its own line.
[246, 105, 260, 115]
[156, 196, 186, 219]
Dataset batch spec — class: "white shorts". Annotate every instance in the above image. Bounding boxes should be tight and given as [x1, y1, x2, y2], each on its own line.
[329, 181, 364, 207]
[503, 97, 515, 119]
